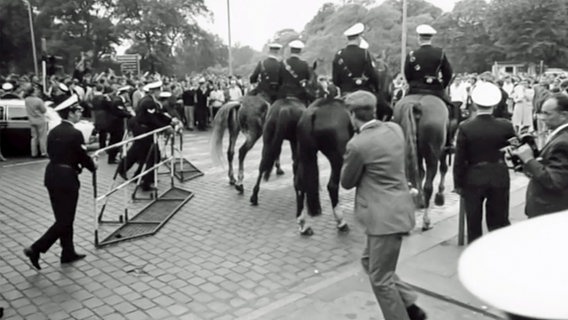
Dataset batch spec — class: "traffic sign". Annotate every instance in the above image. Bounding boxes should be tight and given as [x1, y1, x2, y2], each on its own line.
[116, 54, 140, 75]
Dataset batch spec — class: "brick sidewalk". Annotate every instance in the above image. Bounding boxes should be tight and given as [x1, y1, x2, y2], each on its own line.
[1, 129, 480, 320]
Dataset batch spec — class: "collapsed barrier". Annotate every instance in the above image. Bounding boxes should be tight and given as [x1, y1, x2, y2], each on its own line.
[91, 125, 202, 248]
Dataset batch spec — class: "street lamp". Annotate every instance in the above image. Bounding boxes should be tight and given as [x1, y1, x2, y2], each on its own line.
[227, 0, 233, 76]
[23, 0, 39, 75]
[400, 0, 407, 76]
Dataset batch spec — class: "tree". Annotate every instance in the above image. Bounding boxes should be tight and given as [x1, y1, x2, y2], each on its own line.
[0, 0, 36, 73]
[486, 0, 568, 68]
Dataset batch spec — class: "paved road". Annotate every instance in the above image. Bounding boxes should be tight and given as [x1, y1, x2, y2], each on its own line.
[0, 128, 491, 320]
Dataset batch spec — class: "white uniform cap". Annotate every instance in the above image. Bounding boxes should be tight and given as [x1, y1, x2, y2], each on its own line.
[58, 83, 69, 92]
[268, 43, 283, 50]
[117, 86, 131, 94]
[54, 94, 80, 111]
[289, 40, 305, 50]
[416, 24, 437, 35]
[143, 80, 163, 92]
[198, 77, 206, 83]
[344, 23, 364, 37]
[159, 91, 172, 98]
[470, 82, 502, 107]
[2, 82, 13, 91]
[459, 210, 568, 319]
[359, 38, 369, 49]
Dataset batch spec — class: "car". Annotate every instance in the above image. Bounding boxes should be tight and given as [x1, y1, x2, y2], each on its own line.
[0, 98, 31, 156]
[0, 98, 95, 157]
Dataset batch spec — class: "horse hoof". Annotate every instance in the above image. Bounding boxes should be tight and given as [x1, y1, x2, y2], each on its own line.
[422, 223, 433, 231]
[276, 169, 285, 176]
[337, 224, 349, 232]
[235, 184, 244, 194]
[300, 227, 314, 236]
[250, 196, 258, 206]
[229, 179, 236, 186]
[434, 194, 445, 206]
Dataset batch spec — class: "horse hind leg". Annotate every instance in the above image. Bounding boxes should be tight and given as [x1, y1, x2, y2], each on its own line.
[235, 132, 260, 194]
[435, 153, 448, 206]
[227, 129, 238, 185]
[275, 157, 285, 175]
[421, 157, 438, 231]
[324, 149, 349, 232]
[294, 179, 313, 236]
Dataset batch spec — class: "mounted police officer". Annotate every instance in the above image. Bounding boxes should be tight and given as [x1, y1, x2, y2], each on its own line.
[249, 43, 282, 104]
[278, 40, 311, 104]
[404, 24, 453, 107]
[332, 23, 379, 96]
[404, 24, 454, 148]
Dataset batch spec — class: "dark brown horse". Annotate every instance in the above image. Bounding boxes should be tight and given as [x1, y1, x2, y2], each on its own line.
[294, 97, 355, 235]
[249, 98, 306, 206]
[375, 58, 394, 121]
[393, 94, 449, 230]
[210, 95, 284, 193]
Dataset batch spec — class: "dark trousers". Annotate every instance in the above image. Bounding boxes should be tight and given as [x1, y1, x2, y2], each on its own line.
[117, 139, 159, 187]
[98, 130, 109, 149]
[107, 124, 125, 161]
[32, 187, 79, 256]
[463, 186, 510, 243]
[194, 105, 208, 130]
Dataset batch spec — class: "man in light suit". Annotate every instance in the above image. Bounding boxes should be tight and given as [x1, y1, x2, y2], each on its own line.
[341, 91, 426, 320]
[512, 93, 568, 217]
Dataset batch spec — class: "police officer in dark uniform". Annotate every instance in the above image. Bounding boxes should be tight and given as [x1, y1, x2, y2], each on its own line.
[106, 86, 133, 164]
[404, 24, 453, 105]
[24, 95, 97, 270]
[453, 83, 516, 244]
[117, 81, 179, 191]
[249, 43, 283, 103]
[332, 23, 379, 96]
[278, 40, 311, 104]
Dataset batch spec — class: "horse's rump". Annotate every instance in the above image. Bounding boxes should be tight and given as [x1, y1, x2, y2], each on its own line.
[239, 95, 269, 134]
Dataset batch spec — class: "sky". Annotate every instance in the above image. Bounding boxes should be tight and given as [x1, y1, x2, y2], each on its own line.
[201, 0, 459, 51]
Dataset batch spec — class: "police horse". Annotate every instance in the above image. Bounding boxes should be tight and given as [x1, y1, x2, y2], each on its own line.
[393, 94, 450, 230]
[210, 94, 285, 193]
[248, 62, 319, 207]
[294, 97, 355, 235]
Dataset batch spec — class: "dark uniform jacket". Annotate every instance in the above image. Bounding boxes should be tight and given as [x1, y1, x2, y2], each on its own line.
[278, 56, 311, 101]
[453, 114, 516, 190]
[332, 44, 379, 95]
[108, 96, 132, 127]
[250, 56, 282, 98]
[44, 121, 95, 189]
[404, 44, 452, 94]
[92, 93, 113, 131]
[132, 95, 172, 140]
[524, 126, 568, 217]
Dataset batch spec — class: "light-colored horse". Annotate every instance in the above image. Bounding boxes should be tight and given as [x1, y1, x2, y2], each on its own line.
[393, 94, 449, 230]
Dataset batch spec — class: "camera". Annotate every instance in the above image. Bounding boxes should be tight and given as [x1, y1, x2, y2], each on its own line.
[504, 133, 539, 172]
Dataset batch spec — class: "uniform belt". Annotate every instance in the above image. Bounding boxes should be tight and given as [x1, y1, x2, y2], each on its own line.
[471, 160, 505, 167]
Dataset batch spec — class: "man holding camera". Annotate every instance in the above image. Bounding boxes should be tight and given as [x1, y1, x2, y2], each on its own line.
[454, 82, 516, 243]
[512, 93, 568, 217]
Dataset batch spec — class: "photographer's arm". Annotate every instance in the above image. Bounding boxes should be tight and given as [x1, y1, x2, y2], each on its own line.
[524, 144, 568, 191]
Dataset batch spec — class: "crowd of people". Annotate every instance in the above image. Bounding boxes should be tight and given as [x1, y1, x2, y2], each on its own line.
[4, 20, 568, 320]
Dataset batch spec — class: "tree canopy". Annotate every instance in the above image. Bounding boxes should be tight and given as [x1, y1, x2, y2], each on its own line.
[1, 0, 567, 77]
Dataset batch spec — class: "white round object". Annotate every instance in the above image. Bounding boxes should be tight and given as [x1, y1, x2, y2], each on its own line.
[459, 211, 568, 319]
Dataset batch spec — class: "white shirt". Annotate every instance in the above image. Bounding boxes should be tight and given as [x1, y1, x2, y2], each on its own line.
[546, 123, 568, 144]
[228, 87, 242, 101]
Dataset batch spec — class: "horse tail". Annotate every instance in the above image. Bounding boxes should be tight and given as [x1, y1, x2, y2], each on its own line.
[262, 107, 289, 181]
[301, 111, 321, 217]
[399, 101, 421, 195]
[210, 101, 240, 165]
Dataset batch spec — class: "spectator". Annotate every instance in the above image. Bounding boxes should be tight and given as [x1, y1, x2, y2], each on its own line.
[209, 83, 225, 120]
[512, 93, 568, 217]
[454, 83, 516, 243]
[182, 80, 196, 130]
[340, 91, 426, 320]
[227, 79, 243, 101]
[195, 78, 210, 131]
[24, 84, 48, 158]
